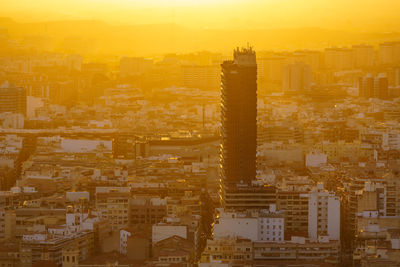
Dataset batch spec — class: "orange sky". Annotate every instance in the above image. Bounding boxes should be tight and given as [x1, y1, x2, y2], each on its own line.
[1, 0, 400, 31]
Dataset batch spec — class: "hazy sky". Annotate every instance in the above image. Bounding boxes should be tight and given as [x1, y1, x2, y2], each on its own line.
[1, 0, 400, 31]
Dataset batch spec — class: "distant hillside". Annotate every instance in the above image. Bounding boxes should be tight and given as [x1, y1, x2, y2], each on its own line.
[0, 17, 399, 56]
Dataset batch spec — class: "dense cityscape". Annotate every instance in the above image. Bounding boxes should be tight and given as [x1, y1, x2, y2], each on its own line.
[1, 1, 400, 266]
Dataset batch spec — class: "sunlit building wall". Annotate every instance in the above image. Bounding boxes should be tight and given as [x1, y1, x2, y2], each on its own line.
[282, 62, 312, 94]
[378, 42, 400, 65]
[324, 47, 353, 70]
[181, 64, 220, 90]
[352, 45, 374, 68]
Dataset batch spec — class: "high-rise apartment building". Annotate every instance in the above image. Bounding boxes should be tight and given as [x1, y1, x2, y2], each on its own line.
[324, 47, 353, 70]
[359, 73, 389, 99]
[0, 81, 26, 116]
[352, 44, 374, 68]
[276, 189, 309, 236]
[307, 184, 340, 241]
[282, 62, 312, 94]
[378, 42, 400, 65]
[257, 56, 287, 84]
[181, 64, 220, 90]
[220, 47, 259, 209]
[120, 57, 153, 77]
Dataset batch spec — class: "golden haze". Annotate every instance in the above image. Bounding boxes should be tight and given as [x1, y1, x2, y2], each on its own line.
[0, 0, 400, 55]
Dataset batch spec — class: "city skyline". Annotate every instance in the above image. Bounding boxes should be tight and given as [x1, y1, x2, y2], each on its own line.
[0, 1, 400, 267]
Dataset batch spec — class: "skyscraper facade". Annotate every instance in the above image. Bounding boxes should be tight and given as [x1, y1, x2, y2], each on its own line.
[220, 47, 258, 208]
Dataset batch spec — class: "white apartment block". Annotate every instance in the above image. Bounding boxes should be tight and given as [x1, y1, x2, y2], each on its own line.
[308, 183, 340, 241]
[214, 206, 284, 242]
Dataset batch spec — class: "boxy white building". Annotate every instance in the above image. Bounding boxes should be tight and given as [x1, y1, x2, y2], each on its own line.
[213, 206, 284, 242]
[308, 183, 340, 241]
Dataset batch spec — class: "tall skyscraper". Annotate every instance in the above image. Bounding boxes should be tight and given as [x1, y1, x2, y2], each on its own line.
[220, 47, 275, 210]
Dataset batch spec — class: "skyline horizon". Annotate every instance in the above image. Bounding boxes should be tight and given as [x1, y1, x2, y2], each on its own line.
[2, 0, 400, 32]
[1, 16, 400, 57]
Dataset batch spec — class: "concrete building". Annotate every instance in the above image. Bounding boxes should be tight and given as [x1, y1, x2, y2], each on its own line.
[200, 236, 340, 265]
[253, 236, 340, 263]
[315, 140, 361, 163]
[95, 187, 130, 231]
[324, 47, 353, 70]
[258, 143, 304, 167]
[152, 223, 188, 244]
[152, 235, 195, 266]
[220, 184, 276, 211]
[257, 56, 287, 84]
[181, 64, 220, 90]
[257, 56, 287, 92]
[200, 237, 252, 263]
[0, 209, 16, 240]
[352, 45, 374, 68]
[120, 228, 150, 260]
[129, 197, 167, 226]
[120, 57, 153, 77]
[66, 192, 90, 203]
[276, 187, 310, 237]
[0, 81, 27, 116]
[220, 47, 258, 209]
[378, 42, 400, 65]
[213, 207, 284, 242]
[0, 241, 20, 267]
[62, 246, 79, 267]
[307, 183, 340, 241]
[20, 230, 94, 267]
[359, 73, 389, 99]
[282, 62, 312, 94]
[258, 123, 303, 144]
[306, 151, 328, 167]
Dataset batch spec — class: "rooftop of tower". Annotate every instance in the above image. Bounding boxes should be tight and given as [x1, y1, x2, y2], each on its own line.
[233, 46, 256, 66]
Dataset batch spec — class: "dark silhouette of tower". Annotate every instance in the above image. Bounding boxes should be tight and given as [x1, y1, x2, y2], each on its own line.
[221, 47, 268, 209]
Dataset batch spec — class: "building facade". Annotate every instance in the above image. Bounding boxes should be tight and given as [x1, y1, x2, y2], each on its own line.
[220, 47, 257, 208]
[0, 82, 27, 116]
